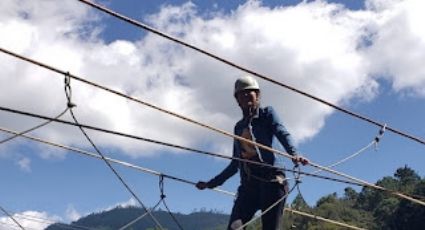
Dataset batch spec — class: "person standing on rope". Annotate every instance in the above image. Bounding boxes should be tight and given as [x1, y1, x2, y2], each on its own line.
[196, 75, 309, 230]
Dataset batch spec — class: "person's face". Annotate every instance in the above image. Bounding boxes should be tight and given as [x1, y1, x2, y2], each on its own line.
[235, 89, 260, 111]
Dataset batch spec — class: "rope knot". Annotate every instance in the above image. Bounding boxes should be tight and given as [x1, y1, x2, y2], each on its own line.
[64, 71, 76, 109]
[374, 123, 387, 150]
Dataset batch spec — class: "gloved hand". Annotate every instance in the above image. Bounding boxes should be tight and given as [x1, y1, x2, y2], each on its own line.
[195, 181, 210, 190]
[292, 155, 309, 166]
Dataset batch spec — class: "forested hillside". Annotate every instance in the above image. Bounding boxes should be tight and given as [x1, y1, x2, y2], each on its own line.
[281, 165, 425, 230]
[46, 166, 425, 230]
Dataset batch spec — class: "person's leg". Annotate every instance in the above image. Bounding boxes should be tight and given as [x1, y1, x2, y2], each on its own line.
[260, 180, 288, 230]
[227, 185, 259, 230]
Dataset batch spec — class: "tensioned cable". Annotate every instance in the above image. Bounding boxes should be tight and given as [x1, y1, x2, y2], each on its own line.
[0, 127, 365, 230]
[118, 199, 163, 230]
[319, 124, 386, 172]
[1, 107, 425, 205]
[0, 107, 68, 145]
[284, 207, 366, 230]
[0, 48, 306, 162]
[286, 124, 386, 182]
[0, 108, 377, 188]
[0, 205, 25, 230]
[75, 0, 425, 147]
[1, 49, 422, 206]
[62, 75, 164, 230]
[120, 176, 184, 230]
[0, 125, 365, 193]
[2, 120, 425, 206]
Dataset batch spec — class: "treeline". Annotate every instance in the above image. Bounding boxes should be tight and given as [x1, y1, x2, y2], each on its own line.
[46, 166, 425, 229]
[278, 165, 425, 230]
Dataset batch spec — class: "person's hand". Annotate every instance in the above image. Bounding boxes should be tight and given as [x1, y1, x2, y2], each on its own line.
[292, 155, 309, 166]
[196, 181, 209, 190]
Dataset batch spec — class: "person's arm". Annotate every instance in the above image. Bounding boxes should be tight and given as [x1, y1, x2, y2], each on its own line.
[196, 139, 240, 189]
[269, 106, 309, 165]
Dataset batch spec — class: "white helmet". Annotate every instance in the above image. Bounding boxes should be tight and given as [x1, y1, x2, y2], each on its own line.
[234, 75, 260, 96]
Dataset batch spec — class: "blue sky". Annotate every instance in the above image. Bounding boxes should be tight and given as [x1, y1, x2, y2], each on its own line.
[1, 0, 425, 229]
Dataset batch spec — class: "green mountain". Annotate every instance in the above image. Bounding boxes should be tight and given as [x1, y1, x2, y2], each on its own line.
[45, 208, 229, 230]
[45, 166, 425, 230]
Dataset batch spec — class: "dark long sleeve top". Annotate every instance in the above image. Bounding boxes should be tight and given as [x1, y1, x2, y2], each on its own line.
[207, 106, 297, 188]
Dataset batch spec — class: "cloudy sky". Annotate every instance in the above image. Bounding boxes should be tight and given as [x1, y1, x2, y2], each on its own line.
[1, 0, 425, 229]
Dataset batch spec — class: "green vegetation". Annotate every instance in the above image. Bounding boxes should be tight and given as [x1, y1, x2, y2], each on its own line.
[45, 166, 425, 230]
[282, 165, 425, 230]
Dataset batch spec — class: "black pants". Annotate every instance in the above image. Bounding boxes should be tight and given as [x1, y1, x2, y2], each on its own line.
[227, 178, 289, 230]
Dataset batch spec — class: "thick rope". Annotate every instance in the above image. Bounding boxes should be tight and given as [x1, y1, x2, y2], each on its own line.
[1, 107, 425, 205]
[0, 126, 236, 196]
[284, 208, 366, 230]
[0, 127, 372, 230]
[2, 105, 425, 207]
[74, 0, 425, 147]
[0, 110, 367, 187]
[1, 47, 424, 204]
[1, 46, 424, 206]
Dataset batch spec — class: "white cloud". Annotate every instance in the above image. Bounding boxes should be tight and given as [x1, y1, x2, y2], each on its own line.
[65, 205, 81, 222]
[1, 0, 425, 161]
[16, 157, 31, 172]
[0, 210, 60, 230]
[107, 197, 138, 210]
[364, 0, 425, 96]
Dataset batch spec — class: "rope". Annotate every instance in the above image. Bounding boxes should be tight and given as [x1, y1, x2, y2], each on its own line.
[0, 108, 378, 189]
[0, 205, 25, 230]
[284, 208, 366, 230]
[118, 199, 163, 230]
[1, 47, 425, 207]
[1, 107, 425, 206]
[158, 176, 185, 230]
[320, 124, 386, 172]
[236, 182, 298, 230]
[74, 0, 425, 147]
[1, 47, 425, 205]
[0, 126, 236, 196]
[287, 124, 386, 182]
[0, 127, 373, 230]
[62, 74, 164, 230]
[0, 108, 68, 145]
[119, 176, 185, 230]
